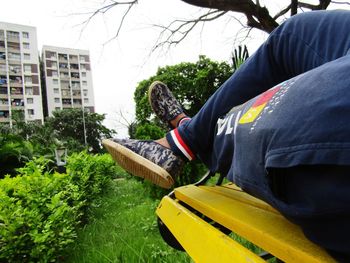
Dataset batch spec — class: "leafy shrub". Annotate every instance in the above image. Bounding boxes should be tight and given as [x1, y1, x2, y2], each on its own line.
[0, 158, 78, 262]
[0, 153, 118, 262]
[66, 152, 119, 218]
[0, 133, 33, 178]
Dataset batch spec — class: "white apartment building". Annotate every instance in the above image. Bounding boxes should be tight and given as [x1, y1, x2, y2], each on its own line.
[42, 46, 95, 116]
[0, 22, 43, 125]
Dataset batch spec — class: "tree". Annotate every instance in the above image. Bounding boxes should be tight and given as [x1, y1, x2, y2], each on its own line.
[46, 109, 115, 153]
[134, 55, 233, 127]
[81, 0, 346, 49]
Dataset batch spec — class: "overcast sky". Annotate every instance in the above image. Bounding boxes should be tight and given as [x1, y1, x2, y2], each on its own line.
[2, 0, 347, 137]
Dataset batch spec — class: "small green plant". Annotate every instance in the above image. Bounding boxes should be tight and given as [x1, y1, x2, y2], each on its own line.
[0, 153, 118, 262]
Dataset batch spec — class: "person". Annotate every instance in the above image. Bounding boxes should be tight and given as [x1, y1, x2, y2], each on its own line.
[103, 10, 350, 261]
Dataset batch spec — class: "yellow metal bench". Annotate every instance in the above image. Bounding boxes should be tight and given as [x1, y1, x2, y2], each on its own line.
[156, 173, 336, 263]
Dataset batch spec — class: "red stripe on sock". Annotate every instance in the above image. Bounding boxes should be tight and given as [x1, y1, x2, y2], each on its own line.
[174, 128, 195, 160]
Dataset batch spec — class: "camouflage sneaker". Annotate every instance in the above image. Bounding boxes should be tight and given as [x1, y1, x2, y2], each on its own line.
[148, 81, 184, 127]
[102, 138, 185, 189]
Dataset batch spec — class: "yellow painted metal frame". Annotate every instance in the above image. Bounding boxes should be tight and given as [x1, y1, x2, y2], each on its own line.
[157, 196, 265, 263]
[157, 183, 336, 263]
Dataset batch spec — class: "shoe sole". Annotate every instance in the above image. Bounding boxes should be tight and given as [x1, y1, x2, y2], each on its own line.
[102, 139, 174, 189]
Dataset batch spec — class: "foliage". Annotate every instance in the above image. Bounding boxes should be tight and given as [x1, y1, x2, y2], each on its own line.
[45, 108, 115, 153]
[134, 55, 233, 124]
[232, 45, 250, 72]
[0, 153, 118, 262]
[0, 132, 33, 177]
[134, 123, 165, 140]
[66, 152, 119, 218]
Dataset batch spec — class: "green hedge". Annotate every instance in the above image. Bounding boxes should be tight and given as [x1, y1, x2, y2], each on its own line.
[0, 152, 118, 262]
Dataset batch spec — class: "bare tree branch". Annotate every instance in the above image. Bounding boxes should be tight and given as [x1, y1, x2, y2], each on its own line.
[71, 0, 138, 40]
[75, 0, 340, 52]
[273, 4, 291, 20]
[331, 0, 350, 4]
[151, 10, 227, 51]
[104, 3, 135, 45]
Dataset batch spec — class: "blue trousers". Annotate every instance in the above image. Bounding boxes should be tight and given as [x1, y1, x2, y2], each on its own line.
[177, 10, 350, 171]
[169, 10, 350, 260]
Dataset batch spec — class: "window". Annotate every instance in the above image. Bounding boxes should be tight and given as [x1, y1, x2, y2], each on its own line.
[83, 89, 88, 96]
[0, 64, 7, 72]
[0, 99, 8, 105]
[22, 32, 29, 38]
[55, 107, 61, 110]
[27, 98, 33, 104]
[52, 70, 58, 77]
[53, 88, 59, 94]
[7, 42, 20, 50]
[25, 87, 33, 95]
[81, 72, 86, 78]
[58, 54, 68, 60]
[25, 76, 32, 84]
[61, 90, 70, 96]
[23, 42, 30, 49]
[24, 64, 31, 73]
[9, 65, 21, 74]
[53, 79, 58, 85]
[82, 81, 87, 86]
[84, 98, 89, 103]
[69, 55, 78, 61]
[23, 53, 30, 60]
[7, 31, 19, 39]
[8, 52, 20, 61]
[27, 109, 34, 115]
[54, 98, 60, 103]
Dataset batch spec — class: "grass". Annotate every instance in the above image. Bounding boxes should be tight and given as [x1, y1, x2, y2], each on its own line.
[64, 171, 276, 263]
[64, 176, 192, 263]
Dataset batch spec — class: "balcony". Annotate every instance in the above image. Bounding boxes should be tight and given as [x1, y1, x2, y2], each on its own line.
[7, 53, 21, 63]
[10, 87, 23, 96]
[58, 54, 68, 62]
[0, 117, 10, 123]
[9, 66, 21, 76]
[71, 72, 80, 80]
[0, 110, 10, 122]
[72, 91, 81, 98]
[45, 51, 57, 60]
[7, 42, 20, 52]
[62, 99, 72, 106]
[0, 104, 9, 110]
[61, 91, 71, 99]
[0, 78, 7, 86]
[69, 56, 78, 63]
[0, 41, 5, 52]
[6, 35, 20, 43]
[60, 73, 70, 79]
[0, 99, 9, 110]
[9, 76, 22, 87]
[62, 104, 72, 109]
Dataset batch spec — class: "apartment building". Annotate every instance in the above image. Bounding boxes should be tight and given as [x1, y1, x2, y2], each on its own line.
[42, 46, 95, 116]
[0, 22, 43, 125]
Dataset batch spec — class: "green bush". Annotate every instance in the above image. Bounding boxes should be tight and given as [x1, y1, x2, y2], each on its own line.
[0, 153, 118, 262]
[66, 152, 119, 219]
